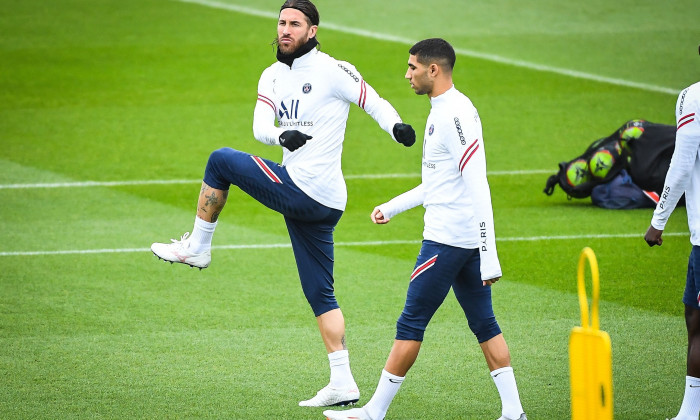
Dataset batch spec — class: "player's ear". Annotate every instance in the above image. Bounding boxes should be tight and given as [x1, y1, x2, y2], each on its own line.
[429, 63, 439, 77]
[309, 24, 318, 38]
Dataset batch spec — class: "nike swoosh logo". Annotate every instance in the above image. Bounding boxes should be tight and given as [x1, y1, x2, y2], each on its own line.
[690, 384, 700, 388]
[388, 379, 402, 384]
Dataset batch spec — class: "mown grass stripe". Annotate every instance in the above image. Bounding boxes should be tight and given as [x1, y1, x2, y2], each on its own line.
[0, 232, 687, 257]
[0, 169, 553, 190]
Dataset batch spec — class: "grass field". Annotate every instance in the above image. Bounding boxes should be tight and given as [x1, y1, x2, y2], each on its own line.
[2, 0, 700, 418]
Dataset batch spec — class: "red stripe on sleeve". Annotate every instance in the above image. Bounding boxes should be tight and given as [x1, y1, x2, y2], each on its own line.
[459, 139, 479, 172]
[460, 145, 479, 173]
[257, 94, 276, 113]
[678, 116, 695, 131]
[359, 80, 367, 109]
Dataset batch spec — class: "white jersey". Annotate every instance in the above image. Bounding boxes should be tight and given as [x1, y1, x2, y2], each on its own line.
[651, 81, 700, 245]
[252, 48, 403, 211]
[378, 86, 501, 280]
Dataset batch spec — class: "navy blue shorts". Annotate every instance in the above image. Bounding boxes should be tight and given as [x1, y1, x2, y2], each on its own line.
[204, 147, 343, 316]
[395, 240, 502, 343]
[683, 245, 700, 309]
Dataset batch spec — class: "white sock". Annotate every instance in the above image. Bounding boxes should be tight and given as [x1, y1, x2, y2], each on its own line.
[363, 369, 404, 420]
[676, 376, 700, 420]
[328, 350, 355, 388]
[188, 216, 217, 253]
[491, 366, 524, 419]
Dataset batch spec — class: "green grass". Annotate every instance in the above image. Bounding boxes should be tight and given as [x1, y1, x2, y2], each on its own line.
[2, 0, 699, 418]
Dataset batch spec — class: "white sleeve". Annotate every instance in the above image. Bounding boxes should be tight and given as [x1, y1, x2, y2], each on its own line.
[651, 87, 700, 229]
[377, 184, 424, 220]
[446, 113, 502, 280]
[252, 68, 285, 145]
[334, 61, 402, 140]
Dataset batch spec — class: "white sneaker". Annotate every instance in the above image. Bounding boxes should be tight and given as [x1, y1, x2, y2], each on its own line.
[299, 384, 360, 407]
[323, 407, 372, 420]
[151, 232, 211, 269]
[498, 414, 527, 420]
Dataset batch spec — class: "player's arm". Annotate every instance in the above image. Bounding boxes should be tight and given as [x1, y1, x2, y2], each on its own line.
[446, 113, 502, 282]
[253, 69, 284, 145]
[647, 88, 700, 245]
[372, 184, 424, 224]
[253, 67, 311, 150]
[335, 61, 415, 147]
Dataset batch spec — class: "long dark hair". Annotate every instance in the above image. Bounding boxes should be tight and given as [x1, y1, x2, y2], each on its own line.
[279, 0, 319, 26]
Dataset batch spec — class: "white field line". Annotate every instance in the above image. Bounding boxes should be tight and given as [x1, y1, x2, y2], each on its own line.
[0, 232, 688, 257]
[173, 0, 679, 96]
[0, 169, 552, 190]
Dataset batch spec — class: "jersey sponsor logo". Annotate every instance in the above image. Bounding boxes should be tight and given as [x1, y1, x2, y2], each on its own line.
[279, 100, 300, 120]
[429, 124, 434, 136]
[679, 88, 688, 114]
[338, 63, 360, 82]
[279, 121, 314, 127]
[302, 83, 312, 94]
[453, 117, 466, 145]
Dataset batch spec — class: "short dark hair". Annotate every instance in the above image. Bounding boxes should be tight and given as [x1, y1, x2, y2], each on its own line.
[409, 38, 456, 71]
[280, 0, 320, 26]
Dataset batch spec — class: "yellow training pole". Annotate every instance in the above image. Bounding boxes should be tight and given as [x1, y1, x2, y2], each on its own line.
[569, 247, 613, 420]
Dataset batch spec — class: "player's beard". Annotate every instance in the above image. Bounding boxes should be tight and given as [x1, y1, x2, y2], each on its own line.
[277, 34, 310, 55]
[412, 85, 430, 96]
[410, 73, 433, 96]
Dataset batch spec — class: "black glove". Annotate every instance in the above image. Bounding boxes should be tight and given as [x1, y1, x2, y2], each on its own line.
[393, 123, 416, 147]
[279, 130, 313, 152]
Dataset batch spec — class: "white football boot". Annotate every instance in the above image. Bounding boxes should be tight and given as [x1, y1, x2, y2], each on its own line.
[323, 407, 372, 420]
[151, 232, 211, 269]
[299, 384, 360, 407]
[498, 414, 527, 420]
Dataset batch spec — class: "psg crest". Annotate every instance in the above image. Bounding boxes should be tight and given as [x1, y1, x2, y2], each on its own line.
[302, 83, 312, 94]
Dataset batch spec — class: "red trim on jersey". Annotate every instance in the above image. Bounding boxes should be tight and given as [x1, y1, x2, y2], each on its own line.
[257, 94, 276, 113]
[678, 113, 696, 130]
[359, 80, 367, 109]
[643, 190, 660, 203]
[410, 255, 438, 282]
[251, 156, 282, 184]
[459, 139, 479, 173]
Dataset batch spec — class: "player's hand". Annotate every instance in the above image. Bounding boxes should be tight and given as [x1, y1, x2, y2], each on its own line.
[644, 225, 663, 247]
[483, 277, 501, 286]
[279, 130, 313, 151]
[371, 207, 390, 224]
[393, 123, 416, 147]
